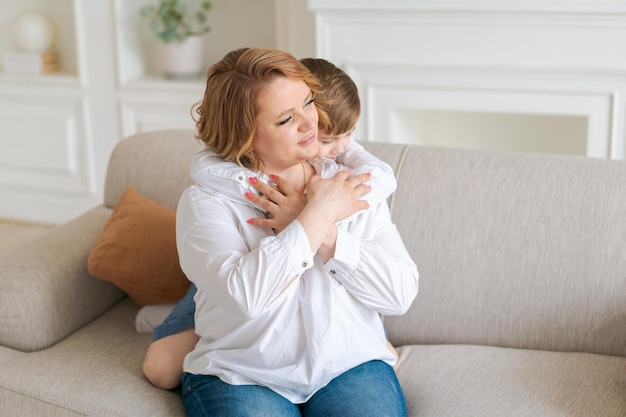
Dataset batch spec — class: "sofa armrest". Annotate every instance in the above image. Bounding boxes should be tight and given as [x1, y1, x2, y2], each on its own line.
[0, 206, 126, 352]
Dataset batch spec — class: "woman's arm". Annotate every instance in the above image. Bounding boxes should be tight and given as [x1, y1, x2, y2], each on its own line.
[245, 174, 417, 315]
[247, 180, 417, 315]
[322, 202, 419, 315]
[176, 187, 313, 318]
[177, 172, 371, 318]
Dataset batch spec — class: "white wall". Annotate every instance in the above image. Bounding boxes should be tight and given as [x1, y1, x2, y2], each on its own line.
[309, 0, 626, 159]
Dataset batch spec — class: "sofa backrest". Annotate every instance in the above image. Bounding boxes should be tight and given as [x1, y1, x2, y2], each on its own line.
[105, 131, 625, 358]
[362, 142, 626, 358]
[104, 130, 204, 210]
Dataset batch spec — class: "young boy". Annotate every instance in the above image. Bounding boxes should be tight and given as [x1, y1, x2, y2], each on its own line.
[142, 58, 398, 390]
[302, 57, 396, 206]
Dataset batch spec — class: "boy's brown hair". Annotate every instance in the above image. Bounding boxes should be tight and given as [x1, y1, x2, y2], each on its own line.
[300, 58, 360, 137]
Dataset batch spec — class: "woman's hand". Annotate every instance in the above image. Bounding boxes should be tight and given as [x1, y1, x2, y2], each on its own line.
[298, 170, 371, 255]
[246, 169, 372, 257]
[245, 175, 307, 234]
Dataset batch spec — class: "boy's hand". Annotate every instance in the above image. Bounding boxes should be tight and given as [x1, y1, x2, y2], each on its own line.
[298, 170, 371, 259]
[245, 175, 307, 234]
[305, 171, 371, 224]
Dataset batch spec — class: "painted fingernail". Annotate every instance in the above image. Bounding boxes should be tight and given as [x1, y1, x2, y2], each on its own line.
[247, 219, 255, 224]
[270, 174, 278, 180]
[365, 172, 372, 177]
[245, 192, 254, 199]
[248, 177, 258, 184]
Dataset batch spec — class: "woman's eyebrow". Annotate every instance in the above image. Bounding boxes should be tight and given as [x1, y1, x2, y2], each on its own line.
[273, 92, 313, 121]
[275, 107, 295, 120]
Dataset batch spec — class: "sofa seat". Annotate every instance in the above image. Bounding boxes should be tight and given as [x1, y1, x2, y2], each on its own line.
[395, 344, 626, 416]
[2, 296, 622, 417]
[0, 298, 185, 416]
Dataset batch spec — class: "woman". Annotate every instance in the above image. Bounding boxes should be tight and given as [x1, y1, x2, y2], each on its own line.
[177, 47, 418, 416]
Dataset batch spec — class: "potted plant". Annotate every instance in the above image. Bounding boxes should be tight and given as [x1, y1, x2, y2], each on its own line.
[139, 0, 212, 80]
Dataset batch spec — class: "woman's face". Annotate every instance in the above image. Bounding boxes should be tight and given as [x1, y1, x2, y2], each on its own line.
[253, 76, 319, 173]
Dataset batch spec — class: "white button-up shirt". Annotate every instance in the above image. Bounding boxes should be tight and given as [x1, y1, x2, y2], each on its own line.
[177, 143, 418, 403]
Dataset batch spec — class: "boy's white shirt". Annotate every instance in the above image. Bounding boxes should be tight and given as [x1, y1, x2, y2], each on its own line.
[310, 140, 397, 209]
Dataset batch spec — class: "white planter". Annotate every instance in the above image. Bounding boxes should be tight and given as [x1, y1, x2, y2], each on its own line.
[161, 35, 205, 80]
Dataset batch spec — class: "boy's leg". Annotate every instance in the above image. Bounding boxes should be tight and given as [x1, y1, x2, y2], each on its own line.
[144, 328, 199, 389]
[143, 284, 198, 389]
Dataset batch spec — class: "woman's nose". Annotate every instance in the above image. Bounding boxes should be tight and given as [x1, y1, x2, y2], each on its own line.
[301, 111, 317, 131]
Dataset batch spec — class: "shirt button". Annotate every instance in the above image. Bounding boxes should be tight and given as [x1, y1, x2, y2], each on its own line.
[329, 270, 336, 274]
[301, 262, 307, 268]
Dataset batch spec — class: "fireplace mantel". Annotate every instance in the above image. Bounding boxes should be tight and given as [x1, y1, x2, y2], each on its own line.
[308, 0, 626, 159]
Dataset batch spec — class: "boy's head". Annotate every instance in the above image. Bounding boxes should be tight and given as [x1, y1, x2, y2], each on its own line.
[300, 58, 360, 160]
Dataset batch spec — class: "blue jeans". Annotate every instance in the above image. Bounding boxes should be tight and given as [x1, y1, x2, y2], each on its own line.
[182, 360, 406, 417]
[152, 284, 197, 341]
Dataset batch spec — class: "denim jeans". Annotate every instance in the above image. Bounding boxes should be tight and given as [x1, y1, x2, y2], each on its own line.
[182, 360, 406, 417]
[152, 284, 196, 341]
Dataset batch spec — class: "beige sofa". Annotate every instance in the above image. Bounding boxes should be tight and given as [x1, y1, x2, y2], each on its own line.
[1, 129, 624, 417]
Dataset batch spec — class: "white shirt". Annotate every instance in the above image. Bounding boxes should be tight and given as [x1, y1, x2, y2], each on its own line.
[310, 140, 397, 207]
[177, 143, 418, 403]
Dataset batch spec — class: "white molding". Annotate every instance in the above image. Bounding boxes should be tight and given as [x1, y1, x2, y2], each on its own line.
[0, 90, 100, 224]
[113, 0, 146, 86]
[0, 94, 93, 193]
[119, 100, 197, 138]
[314, 11, 626, 71]
[346, 63, 624, 158]
[308, 0, 626, 14]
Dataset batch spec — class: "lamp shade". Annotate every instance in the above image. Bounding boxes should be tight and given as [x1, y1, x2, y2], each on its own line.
[12, 11, 56, 52]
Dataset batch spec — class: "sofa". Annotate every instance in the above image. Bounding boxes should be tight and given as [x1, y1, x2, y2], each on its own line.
[1, 129, 624, 417]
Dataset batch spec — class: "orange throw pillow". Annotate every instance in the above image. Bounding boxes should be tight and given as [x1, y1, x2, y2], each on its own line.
[88, 187, 190, 307]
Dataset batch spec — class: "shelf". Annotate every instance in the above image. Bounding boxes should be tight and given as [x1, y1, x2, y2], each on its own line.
[0, 0, 77, 77]
[0, 71, 80, 87]
[122, 75, 205, 92]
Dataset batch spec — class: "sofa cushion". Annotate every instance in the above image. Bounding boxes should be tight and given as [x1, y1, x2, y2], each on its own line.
[395, 344, 626, 417]
[88, 187, 190, 307]
[0, 298, 185, 416]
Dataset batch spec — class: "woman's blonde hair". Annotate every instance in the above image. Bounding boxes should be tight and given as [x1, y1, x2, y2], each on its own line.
[192, 47, 329, 172]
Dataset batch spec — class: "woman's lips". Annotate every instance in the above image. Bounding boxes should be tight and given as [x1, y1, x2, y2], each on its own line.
[299, 134, 316, 146]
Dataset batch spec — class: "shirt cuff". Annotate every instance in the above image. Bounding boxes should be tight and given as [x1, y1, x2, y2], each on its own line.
[322, 228, 361, 282]
[278, 220, 316, 273]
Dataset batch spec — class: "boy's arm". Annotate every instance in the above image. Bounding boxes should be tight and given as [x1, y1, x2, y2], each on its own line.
[337, 140, 397, 205]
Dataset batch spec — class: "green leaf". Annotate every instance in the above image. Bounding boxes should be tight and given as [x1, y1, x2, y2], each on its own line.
[139, 0, 212, 42]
